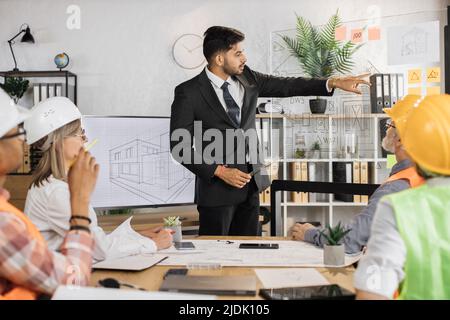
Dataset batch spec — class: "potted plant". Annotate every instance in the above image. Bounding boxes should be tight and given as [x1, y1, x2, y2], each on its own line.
[281, 10, 363, 114]
[294, 148, 306, 159]
[163, 216, 182, 242]
[310, 141, 321, 159]
[320, 222, 351, 266]
[0, 77, 30, 104]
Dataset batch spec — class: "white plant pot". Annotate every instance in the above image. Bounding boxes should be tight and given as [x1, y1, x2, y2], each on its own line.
[323, 244, 345, 266]
[165, 225, 182, 242]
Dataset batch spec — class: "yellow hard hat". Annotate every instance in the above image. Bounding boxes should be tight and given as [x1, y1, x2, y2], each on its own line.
[402, 94, 450, 175]
[384, 95, 422, 138]
[383, 95, 422, 121]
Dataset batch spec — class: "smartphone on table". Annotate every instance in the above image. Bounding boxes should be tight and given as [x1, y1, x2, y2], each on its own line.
[163, 268, 188, 279]
[174, 241, 195, 250]
[239, 243, 279, 249]
[260, 285, 355, 300]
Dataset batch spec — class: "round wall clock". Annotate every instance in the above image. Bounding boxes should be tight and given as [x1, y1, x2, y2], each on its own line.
[172, 34, 205, 70]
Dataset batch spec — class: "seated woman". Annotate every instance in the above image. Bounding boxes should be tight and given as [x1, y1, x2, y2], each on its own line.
[24, 97, 173, 262]
[0, 88, 97, 299]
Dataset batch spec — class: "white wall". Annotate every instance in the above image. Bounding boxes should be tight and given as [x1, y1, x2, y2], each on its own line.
[0, 0, 446, 117]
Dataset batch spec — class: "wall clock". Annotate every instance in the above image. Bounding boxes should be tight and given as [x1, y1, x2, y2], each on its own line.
[172, 34, 205, 70]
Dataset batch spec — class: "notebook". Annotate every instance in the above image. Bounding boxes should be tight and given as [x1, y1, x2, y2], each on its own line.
[159, 275, 257, 296]
[92, 254, 168, 271]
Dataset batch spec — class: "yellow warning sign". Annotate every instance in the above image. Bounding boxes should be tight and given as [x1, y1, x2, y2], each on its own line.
[408, 87, 422, 95]
[408, 69, 422, 84]
[426, 86, 440, 96]
[426, 67, 441, 83]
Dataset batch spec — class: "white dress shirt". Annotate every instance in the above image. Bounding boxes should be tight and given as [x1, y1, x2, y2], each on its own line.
[205, 66, 245, 123]
[24, 176, 157, 262]
[205, 67, 333, 121]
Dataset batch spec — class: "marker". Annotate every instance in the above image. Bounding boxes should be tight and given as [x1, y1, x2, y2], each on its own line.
[84, 138, 98, 152]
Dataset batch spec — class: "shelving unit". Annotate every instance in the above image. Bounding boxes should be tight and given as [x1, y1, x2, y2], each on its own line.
[0, 70, 78, 104]
[256, 112, 391, 236]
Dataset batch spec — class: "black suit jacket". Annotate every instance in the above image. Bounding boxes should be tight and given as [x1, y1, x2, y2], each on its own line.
[170, 66, 332, 207]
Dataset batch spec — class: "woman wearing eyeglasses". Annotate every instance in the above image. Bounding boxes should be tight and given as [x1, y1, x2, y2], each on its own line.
[24, 97, 173, 262]
[0, 89, 97, 299]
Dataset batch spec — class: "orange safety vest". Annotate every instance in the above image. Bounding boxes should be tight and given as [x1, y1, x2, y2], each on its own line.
[383, 166, 424, 300]
[0, 198, 46, 300]
[384, 166, 425, 188]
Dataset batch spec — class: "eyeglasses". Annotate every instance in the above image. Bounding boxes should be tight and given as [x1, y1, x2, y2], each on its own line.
[98, 278, 147, 291]
[385, 120, 396, 129]
[0, 127, 26, 141]
[71, 128, 87, 141]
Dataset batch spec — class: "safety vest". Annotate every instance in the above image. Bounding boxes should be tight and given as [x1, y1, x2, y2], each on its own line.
[382, 166, 424, 299]
[384, 166, 425, 188]
[387, 183, 450, 299]
[0, 198, 46, 300]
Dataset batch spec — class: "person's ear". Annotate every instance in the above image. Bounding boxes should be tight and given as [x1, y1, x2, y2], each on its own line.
[215, 53, 224, 67]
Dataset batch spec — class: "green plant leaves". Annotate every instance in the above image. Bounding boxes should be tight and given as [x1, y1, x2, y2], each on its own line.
[320, 221, 351, 246]
[281, 10, 363, 78]
[164, 216, 181, 226]
[0, 77, 29, 103]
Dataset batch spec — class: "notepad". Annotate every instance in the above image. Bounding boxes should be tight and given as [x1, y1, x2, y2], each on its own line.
[52, 285, 216, 300]
[255, 268, 329, 289]
[92, 254, 168, 271]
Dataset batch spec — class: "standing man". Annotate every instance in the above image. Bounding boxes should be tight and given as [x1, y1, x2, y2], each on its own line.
[170, 26, 369, 236]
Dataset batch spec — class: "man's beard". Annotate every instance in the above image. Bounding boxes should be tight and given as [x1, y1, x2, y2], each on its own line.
[382, 135, 396, 153]
[224, 63, 244, 76]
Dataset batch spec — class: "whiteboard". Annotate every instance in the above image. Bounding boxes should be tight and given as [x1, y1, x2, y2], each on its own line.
[83, 116, 195, 209]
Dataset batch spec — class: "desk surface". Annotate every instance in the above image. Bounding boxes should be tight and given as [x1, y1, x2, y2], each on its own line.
[90, 236, 355, 300]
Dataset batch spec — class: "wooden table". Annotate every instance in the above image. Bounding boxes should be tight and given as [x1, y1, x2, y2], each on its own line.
[90, 236, 355, 300]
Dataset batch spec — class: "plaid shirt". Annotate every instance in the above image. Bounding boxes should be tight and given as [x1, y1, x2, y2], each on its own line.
[0, 188, 94, 297]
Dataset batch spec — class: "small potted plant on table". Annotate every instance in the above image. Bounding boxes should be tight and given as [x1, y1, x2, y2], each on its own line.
[320, 222, 351, 266]
[163, 216, 182, 242]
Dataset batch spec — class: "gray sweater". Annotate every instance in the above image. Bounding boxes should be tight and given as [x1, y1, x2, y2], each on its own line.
[304, 159, 413, 254]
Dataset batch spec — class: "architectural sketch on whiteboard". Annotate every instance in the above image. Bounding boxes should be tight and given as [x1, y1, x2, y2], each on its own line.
[109, 134, 194, 205]
[83, 117, 195, 208]
[387, 20, 440, 65]
[401, 27, 428, 57]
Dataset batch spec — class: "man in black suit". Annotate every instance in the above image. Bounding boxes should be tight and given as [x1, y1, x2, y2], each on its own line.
[170, 26, 369, 236]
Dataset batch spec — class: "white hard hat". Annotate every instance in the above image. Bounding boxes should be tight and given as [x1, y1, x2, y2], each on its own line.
[0, 88, 30, 138]
[24, 97, 82, 145]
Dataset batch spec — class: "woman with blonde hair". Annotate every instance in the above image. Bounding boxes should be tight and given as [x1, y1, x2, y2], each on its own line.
[24, 97, 173, 261]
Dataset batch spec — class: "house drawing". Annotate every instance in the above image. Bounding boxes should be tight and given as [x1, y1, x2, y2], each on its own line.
[109, 131, 194, 204]
[401, 27, 428, 57]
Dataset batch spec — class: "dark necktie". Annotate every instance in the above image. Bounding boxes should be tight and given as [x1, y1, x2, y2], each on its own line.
[221, 81, 240, 127]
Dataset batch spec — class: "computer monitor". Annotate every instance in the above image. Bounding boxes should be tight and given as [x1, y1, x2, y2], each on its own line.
[83, 116, 195, 209]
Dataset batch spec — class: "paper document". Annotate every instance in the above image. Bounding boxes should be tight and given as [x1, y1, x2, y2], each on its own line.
[52, 286, 216, 300]
[158, 240, 363, 267]
[255, 268, 329, 289]
[92, 254, 168, 271]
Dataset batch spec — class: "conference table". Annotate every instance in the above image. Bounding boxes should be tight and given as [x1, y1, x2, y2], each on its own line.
[90, 236, 356, 300]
